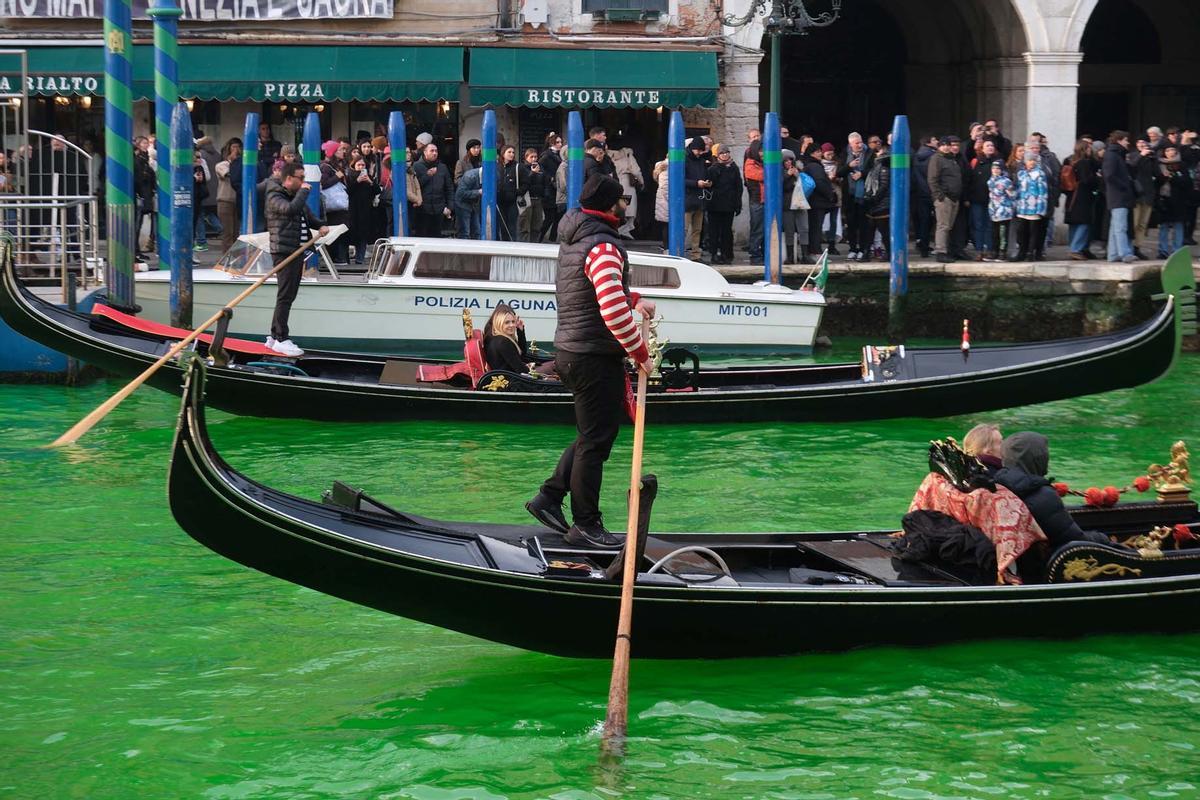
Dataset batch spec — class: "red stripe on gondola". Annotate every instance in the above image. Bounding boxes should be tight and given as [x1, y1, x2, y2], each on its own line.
[92, 304, 279, 356]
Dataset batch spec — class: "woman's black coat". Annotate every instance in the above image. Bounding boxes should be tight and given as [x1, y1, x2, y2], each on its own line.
[1063, 157, 1099, 226]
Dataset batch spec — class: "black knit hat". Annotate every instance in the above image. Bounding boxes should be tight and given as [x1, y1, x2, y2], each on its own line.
[465, 138, 481, 150]
[579, 175, 624, 211]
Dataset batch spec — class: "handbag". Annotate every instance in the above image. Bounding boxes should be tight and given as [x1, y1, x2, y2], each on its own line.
[324, 181, 349, 212]
[790, 179, 810, 211]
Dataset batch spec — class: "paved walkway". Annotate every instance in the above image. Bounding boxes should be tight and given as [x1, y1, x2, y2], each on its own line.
[704, 241, 1200, 285]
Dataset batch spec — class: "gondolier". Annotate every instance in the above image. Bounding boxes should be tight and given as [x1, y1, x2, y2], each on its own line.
[265, 162, 328, 357]
[526, 175, 656, 548]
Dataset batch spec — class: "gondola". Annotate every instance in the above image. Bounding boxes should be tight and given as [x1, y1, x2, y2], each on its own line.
[2, 248, 1194, 424]
[170, 358, 1200, 658]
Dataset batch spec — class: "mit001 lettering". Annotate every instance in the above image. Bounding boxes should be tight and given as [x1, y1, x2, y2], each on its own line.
[718, 303, 767, 317]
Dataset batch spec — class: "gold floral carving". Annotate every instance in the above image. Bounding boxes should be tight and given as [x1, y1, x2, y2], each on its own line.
[481, 375, 510, 392]
[1062, 557, 1142, 582]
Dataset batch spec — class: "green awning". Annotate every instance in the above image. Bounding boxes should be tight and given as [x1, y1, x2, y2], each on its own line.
[468, 48, 718, 109]
[10, 44, 462, 102]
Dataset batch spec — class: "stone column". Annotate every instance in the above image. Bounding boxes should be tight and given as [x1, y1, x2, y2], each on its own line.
[1023, 51, 1082, 155]
[974, 57, 1027, 137]
[721, 50, 764, 246]
[1024, 51, 1082, 243]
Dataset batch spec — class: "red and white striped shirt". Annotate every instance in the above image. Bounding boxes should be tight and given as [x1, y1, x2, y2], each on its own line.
[584, 240, 648, 364]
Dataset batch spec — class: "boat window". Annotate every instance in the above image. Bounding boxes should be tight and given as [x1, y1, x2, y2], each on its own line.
[378, 248, 410, 277]
[490, 255, 556, 284]
[630, 265, 681, 289]
[412, 252, 491, 281]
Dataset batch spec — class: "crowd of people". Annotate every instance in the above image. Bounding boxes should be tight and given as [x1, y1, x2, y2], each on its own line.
[118, 118, 1200, 269]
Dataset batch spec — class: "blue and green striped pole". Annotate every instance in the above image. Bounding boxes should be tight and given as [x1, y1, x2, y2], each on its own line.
[104, 0, 136, 309]
[387, 110, 407, 236]
[169, 102, 193, 328]
[147, 0, 180, 276]
[241, 112, 259, 233]
[481, 109, 497, 240]
[763, 113, 782, 284]
[888, 114, 911, 344]
[667, 111, 684, 257]
[566, 111, 583, 210]
[302, 112, 321, 268]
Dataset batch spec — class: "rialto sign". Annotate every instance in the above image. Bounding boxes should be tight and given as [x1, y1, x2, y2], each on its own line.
[0, 0, 393, 19]
[0, 75, 99, 94]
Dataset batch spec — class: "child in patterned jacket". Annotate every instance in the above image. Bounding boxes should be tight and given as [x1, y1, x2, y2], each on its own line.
[986, 160, 1016, 262]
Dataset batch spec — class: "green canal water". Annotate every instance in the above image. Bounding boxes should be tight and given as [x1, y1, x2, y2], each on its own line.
[1, 348, 1199, 799]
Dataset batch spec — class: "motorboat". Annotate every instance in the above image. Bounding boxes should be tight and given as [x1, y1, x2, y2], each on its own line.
[133, 236, 826, 356]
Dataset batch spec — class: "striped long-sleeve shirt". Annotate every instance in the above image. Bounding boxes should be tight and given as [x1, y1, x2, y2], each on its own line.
[584, 241, 648, 364]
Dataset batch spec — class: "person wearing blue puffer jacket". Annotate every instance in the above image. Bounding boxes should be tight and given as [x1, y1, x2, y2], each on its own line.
[1014, 152, 1048, 261]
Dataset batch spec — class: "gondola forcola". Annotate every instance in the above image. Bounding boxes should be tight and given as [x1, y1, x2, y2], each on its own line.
[168, 357, 1200, 659]
[2, 249, 1195, 426]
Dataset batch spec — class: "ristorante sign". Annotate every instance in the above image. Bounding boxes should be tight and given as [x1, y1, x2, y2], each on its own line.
[0, 0, 393, 19]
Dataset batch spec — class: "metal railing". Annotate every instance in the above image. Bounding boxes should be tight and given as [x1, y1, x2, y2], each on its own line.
[0, 195, 100, 300]
[0, 129, 99, 296]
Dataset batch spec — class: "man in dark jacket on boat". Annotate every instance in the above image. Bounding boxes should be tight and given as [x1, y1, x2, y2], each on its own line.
[993, 432, 1110, 549]
[526, 175, 655, 548]
[265, 162, 327, 357]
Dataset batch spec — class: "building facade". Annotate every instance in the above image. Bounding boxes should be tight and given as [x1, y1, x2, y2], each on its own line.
[0, 0, 1196, 237]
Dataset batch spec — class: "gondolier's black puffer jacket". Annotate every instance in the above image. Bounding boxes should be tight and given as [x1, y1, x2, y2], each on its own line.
[554, 208, 633, 357]
[266, 181, 324, 256]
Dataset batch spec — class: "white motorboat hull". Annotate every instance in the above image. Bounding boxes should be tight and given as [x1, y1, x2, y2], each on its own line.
[134, 238, 824, 356]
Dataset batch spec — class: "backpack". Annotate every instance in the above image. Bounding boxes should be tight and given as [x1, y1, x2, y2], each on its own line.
[1060, 162, 1078, 193]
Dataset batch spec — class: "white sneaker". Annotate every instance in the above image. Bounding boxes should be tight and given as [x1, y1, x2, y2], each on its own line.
[271, 338, 304, 357]
[265, 336, 276, 349]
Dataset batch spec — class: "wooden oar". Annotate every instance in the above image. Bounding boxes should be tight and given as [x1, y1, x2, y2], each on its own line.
[601, 317, 651, 754]
[48, 230, 339, 448]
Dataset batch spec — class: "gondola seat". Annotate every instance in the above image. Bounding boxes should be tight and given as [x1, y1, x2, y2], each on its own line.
[1046, 540, 1200, 583]
[416, 331, 488, 387]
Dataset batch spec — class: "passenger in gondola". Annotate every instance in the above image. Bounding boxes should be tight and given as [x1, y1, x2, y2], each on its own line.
[481, 303, 553, 376]
[993, 432, 1110, 548]
[962, 423, 1003, 475]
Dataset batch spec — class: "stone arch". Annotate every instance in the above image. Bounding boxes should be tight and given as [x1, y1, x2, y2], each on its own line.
[722, 0, 1035, 140]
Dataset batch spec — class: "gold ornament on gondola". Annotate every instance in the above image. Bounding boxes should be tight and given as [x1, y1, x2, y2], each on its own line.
[1062, 557, 1143, 582]
[481, 375, 510, 392]
[645, 315, 669, 378]
[1119, 525, 1170, 558]
[1147, 440, 1191, 503]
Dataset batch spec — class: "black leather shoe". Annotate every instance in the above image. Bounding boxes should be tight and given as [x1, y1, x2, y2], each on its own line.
[525, 493, 568, 534]
[564, 522, 624, 550]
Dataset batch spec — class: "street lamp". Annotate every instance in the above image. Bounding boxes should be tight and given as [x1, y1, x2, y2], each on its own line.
[723, 0, 841, 118]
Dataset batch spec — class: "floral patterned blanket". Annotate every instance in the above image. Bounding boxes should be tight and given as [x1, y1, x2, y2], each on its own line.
[909, 473, 1048, 584]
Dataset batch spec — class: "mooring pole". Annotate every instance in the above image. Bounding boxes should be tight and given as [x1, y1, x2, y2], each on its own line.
[241, 112, 259, 234]
[104, 0, 136, 309]
[301, 112, 321, 269]
[667, 110, 684, 257]
[481, 109, 497, 241]
[763, 112, 782, 284]
[168, 102, 193, 329]
[147, 0, 179, 276]
[888, 114, 911, 344]
[566, 111, 583, 211]
[387, 110, 407, 236]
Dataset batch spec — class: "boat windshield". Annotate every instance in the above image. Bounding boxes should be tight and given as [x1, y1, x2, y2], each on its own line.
[214, 237, 275, 276]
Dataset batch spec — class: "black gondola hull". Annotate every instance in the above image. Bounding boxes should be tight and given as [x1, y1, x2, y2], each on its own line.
[168, 361, 1200, 658]
[1, 251, 1188, 424]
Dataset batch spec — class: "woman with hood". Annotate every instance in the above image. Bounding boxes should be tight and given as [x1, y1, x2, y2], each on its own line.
[993, 432, 1110, 549]
[1155, 145, 1191, 257]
